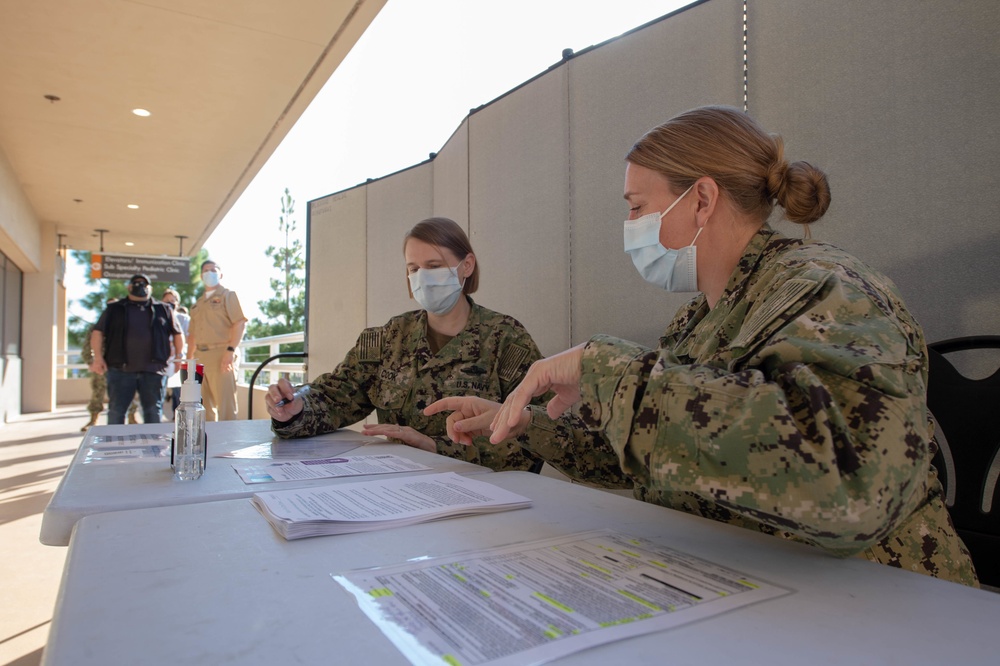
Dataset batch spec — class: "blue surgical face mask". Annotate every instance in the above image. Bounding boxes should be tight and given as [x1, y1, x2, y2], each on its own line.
[202, 271, 220, 288]
[623, 184, 703, 292]
[408, 265, 464, 316]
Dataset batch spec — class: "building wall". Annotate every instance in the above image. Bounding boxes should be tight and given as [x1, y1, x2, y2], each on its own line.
[0, 145, 40, 421]
[308, 0, 1000, 383]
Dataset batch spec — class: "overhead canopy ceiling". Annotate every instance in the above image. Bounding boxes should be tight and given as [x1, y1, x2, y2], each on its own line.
[0, 0, 385, 260]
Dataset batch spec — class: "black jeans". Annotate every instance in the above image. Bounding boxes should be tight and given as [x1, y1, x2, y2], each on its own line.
[106, 368, 166, 424]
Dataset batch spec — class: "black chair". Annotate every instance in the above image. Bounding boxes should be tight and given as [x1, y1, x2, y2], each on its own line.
[926, 336, 1000, 587]
[246, 352, 307, 420]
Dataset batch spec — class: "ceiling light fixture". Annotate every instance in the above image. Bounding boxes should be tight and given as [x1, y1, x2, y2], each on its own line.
[127, 204, 139, 209]
[132, 108, 151, 117]
[124, 242, 135, 247]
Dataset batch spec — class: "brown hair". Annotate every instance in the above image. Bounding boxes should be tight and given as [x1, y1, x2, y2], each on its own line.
[161, 288, 180, 304]
[626, 105, 831, 227]
[403, 217, 479, 294]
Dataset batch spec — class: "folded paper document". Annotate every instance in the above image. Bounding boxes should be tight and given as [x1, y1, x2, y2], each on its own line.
[251, 472, 531, 540]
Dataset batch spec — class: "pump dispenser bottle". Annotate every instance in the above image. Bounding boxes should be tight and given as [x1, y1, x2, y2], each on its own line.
[174, 360, 206, 480]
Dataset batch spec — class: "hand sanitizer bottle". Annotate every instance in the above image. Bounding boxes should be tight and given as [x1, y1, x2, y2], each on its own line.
[174, 360, 206, 480]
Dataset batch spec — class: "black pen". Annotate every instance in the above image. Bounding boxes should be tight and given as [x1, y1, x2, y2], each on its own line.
[275, 385, 310, 407]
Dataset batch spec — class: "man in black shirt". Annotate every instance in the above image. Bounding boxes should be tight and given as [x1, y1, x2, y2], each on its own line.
[89, 274, 184, 425]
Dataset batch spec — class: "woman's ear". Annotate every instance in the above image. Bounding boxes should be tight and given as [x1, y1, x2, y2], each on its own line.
[462, 253, 476, 279]
[693, 176, 719, 226]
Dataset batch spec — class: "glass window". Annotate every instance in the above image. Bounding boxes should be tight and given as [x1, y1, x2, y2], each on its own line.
[2, 251, 22, 356]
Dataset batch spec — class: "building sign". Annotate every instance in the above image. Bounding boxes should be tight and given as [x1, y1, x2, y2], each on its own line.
[89, 253, 192, 283]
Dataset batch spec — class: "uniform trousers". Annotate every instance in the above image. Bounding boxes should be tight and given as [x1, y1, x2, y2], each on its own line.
[198, 347, 240, 421]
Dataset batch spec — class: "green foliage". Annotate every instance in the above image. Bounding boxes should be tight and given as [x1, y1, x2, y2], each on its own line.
[246, 188, 306, 343]
[243, 188, 306, 373]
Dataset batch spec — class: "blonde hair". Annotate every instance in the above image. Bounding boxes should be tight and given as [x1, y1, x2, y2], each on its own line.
[161, 288, 180, 304]
[403, 217, 479, 294]
[627, 105, 831, 227]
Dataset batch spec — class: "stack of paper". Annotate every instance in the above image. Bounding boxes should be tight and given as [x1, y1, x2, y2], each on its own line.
[250, 472, 531, 540]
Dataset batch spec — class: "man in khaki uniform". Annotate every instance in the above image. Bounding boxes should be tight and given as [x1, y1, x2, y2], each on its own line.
[187, 260, 247, 421]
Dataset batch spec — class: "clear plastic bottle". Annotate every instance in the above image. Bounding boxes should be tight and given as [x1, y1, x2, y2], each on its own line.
[174, 363, 206, 481]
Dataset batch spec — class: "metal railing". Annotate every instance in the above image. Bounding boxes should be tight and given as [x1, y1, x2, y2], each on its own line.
[57, 330, 307, 386]
[239, 331, 306, 387]
[58, 349, 88, 378]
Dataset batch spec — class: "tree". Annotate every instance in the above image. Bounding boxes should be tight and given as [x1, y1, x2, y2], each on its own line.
[245, 188, 306, 366]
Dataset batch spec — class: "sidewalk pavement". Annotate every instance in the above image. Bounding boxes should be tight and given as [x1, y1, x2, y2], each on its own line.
[0, 406, 89, 666]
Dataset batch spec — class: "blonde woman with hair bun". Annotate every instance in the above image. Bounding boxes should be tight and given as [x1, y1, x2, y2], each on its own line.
[429, 105, 978, 587]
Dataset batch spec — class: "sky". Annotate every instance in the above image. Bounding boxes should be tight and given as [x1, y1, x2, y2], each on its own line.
[67, 0, 693, 324]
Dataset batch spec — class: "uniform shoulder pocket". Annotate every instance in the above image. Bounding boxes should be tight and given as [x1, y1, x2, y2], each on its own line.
[358, 328, 383, 363]
[498, 343, 532, 383]
[731, 272, 828, 350]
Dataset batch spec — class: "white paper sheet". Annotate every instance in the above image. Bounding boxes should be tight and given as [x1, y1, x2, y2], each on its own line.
[81, 433, 172, 464]
[333, 530, 790, 666]
[232, 454, 432, 484]
[251, 472, 532, 539]
[215, 434, 381, 459]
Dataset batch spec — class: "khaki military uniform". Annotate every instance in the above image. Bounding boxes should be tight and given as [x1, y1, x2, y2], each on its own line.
[189, 286, 246, 421]
[273, 299, 543, 472]
[524, 228, 978, 586]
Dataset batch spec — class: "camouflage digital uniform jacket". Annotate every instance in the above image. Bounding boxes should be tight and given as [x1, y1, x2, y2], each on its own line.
[80, 323, 106, 417]
[524, 227, 978, 586]
[272, 299, 543, 471]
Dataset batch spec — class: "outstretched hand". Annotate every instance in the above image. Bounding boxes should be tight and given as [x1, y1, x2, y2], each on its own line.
[424, 396, 512, 446]
[361, 423, 436, 452]
[488, 343, 585, 443]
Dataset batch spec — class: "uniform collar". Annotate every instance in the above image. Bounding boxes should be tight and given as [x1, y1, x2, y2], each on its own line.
[413, 296, 482, 368]
[718, 225, 781, 307]
[200, 285, 226, 301]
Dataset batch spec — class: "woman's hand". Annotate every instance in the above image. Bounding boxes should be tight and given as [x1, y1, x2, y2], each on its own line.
[424, 396, 527, 446]
[489, 344, 585, 443]
[361, 423, 436, 452]
[265, 377, 305, 422]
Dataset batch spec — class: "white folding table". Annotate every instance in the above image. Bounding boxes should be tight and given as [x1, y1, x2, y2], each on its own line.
[40, 419, 492, 546]
[43, 470, 1000, 665]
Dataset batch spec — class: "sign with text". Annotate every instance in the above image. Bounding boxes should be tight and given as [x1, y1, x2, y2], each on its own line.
[89, 253, 192, 283]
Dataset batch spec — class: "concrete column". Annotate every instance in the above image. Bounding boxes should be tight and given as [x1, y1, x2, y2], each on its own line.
[21, 221, 58, 413]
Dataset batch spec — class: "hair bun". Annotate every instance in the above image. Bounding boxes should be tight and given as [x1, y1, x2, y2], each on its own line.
[780, 161, 831, 225]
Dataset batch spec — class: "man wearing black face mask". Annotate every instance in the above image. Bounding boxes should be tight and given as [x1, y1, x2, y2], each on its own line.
[89, 274, 184, 425]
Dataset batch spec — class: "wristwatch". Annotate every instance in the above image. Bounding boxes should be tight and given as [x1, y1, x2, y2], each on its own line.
[226, 346, 235, 352]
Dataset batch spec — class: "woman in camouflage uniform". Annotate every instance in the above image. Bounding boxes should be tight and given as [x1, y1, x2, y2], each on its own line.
[430, 106, 978, 586]
[266, 217, 542, 472]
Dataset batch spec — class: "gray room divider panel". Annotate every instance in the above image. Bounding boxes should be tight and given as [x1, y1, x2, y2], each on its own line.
[468, 67, 571, 356]
[749, 0, 1000, 344]
[433, 120, 470, 228]
[365, 162, 433, 329]
[568, 0, 745, 348]
[307, 0, 997, 381]
[306, 188, 367, 379]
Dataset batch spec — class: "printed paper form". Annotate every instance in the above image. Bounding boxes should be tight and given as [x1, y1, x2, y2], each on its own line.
[251, 472, 532, 539]
[81, 433, 172, 463]
[334, 530, 790, 666]
[233, 454, 432, 484]
[215, 433, 382, 459]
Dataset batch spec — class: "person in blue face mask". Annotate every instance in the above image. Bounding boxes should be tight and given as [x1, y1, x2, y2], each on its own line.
[427, 106, 978, 587]
[265, 217, 545, 472]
